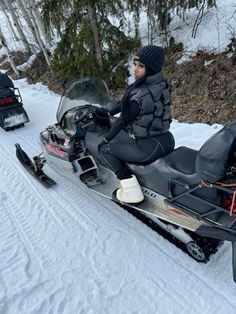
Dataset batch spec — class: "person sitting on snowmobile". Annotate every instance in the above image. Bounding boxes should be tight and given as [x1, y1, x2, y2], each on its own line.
[97, 45, 175, 204]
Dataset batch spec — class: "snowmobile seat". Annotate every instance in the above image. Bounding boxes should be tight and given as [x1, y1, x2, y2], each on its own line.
[0, 87, 15, 99]
[130, 146, 200, 187]
[151, 146, 198, 179]
[0, 73, 14, 89]
[0, 73, 18, 101]
[196, 119, 236, 183]
[130, 147, 223, 220]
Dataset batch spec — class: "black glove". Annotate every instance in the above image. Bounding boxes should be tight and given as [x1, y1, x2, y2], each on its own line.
[92, 107, 110, 127]
[97, 138, 109, 152]
[95, 107, 110, 114]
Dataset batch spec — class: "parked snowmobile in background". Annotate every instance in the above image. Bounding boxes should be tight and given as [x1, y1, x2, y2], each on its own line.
[15, 77, 236, 282]
[0, 72, 29, 130]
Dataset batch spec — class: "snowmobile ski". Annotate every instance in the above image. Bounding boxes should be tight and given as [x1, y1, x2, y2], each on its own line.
[15, 143, 56, 188]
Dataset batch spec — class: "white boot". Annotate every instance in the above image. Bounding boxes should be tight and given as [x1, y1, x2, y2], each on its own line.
[116, 175, 144, 204]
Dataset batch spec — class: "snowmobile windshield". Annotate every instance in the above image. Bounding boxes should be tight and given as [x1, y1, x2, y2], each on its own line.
[56, 77, 112, 123]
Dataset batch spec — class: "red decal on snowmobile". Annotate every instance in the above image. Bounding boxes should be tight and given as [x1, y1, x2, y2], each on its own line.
[46, 143, 66, 158]
[169, 208, 188, 216]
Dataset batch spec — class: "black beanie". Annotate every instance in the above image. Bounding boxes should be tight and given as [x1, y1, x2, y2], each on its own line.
[136, 45, 165, 74]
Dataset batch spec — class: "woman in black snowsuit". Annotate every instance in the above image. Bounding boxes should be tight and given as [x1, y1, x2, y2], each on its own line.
[97, 45, 175, 204]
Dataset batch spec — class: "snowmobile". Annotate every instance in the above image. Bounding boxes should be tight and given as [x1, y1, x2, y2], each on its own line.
[0, 72, 29, 130]
[15, 77, 236, 282]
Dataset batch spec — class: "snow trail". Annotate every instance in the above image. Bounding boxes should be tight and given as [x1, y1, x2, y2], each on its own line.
[0, 81, 236, 313]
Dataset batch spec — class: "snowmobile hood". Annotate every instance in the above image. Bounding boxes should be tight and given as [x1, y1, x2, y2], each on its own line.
[56, 77, 112, 123]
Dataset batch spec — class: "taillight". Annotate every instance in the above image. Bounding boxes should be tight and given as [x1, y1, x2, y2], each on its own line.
[223, 197, 231, 207]
[0, 97, 14, 105]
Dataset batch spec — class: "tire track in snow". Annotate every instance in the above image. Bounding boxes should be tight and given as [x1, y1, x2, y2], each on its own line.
[1, 192, 47, 273]
[0, 150, 66, 231]
[0, 200, 30, 273]
[0, 193, 46, 304]
[0, 162, 64, 279]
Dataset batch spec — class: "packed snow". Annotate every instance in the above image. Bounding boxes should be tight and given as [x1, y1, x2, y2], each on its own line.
[0, 78, 236, 314]
[1, 0, 236, 313]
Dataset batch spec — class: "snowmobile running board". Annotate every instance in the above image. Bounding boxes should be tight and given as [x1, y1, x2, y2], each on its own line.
[87, 179, 236, 279]
[15, 144, 56, 188]
[81, 175, 223, 263]
[113, 195, 222, 263]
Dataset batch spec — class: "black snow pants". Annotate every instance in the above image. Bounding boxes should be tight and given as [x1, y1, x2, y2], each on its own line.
[99, 130, 175, 180]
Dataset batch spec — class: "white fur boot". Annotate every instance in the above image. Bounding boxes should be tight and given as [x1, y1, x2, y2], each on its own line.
[116, 175, 144, 204]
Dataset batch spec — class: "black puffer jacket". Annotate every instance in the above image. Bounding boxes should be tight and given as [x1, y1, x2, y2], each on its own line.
[105, 72, 172, 141]
[126, 72, 171, 137]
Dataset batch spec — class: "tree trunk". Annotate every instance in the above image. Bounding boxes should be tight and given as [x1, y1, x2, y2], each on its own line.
[0, 29, 20, 76]
[2, 8, 20, 42]
[15, 0, 40, 48]
[28, 0, 51, 45]
[2, 0, 31, 53]
[147, 0, 155, 44]
[87, 3, 103, 68]
[26, 7, 51, 66]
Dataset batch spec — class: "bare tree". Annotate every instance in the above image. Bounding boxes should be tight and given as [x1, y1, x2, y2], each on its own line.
[15, 0, 40, 47]
[27, 0, 51, 45]
[192, 0, 207, 38]
[0, 28, 20, 76]
[25, 4, 51, 65]
[2, 0, 31, 53]
[2, 6, 20, 42]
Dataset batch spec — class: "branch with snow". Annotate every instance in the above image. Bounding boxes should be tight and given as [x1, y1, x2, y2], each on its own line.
[16, 53, 37, 71]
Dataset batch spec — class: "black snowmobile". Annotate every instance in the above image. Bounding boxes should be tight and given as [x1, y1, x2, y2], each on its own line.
[15, 77, 236, 282]
[0, 72, 29, 130]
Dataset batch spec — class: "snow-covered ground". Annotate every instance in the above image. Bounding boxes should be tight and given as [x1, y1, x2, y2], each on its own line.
[0, 78, 236, 314]
[1, 0, 236, 312]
